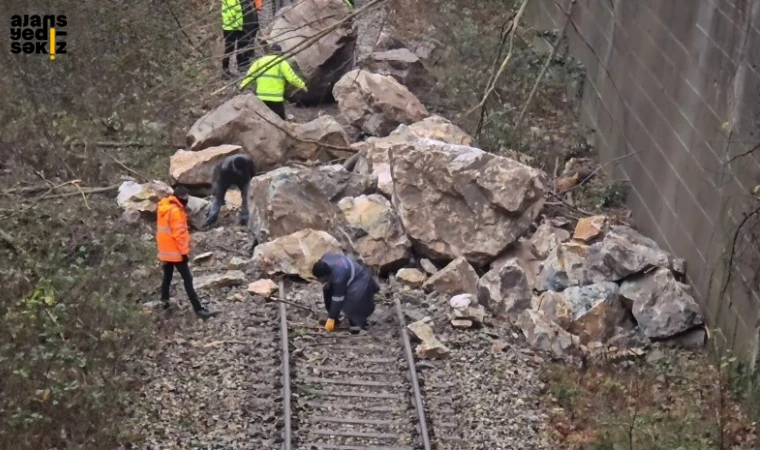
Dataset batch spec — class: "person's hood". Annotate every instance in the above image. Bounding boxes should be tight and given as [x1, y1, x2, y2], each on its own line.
[157, 196, 184, 222]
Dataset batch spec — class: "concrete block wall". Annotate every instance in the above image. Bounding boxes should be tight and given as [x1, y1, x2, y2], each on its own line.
[526, 0, 760, 361]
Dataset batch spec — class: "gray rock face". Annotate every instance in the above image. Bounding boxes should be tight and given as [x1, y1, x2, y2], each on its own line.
[619, 267, 703, 340]
[422, 257, 479, 296]
[530, 222, 571, 259]
[448, 293, 487, 328]
[535, 242, 589, 291]
[477, 259, 532, 321]
[390, 138, 545, 265]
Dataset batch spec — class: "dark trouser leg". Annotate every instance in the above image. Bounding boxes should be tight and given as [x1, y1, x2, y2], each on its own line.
[175, 261, 203, 311]
[263, 101, 286, 120]
[237, 180, 250, 226]
[161, 262, 174, 301]
[222, 30, 238, 71]
[323, 283, 333, 313]
[205, 179, 229, 226]
[239, 21, 258, 69]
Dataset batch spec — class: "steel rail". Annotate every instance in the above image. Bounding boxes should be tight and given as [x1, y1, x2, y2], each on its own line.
[394, 298, 432, 450]
[280, 280, 293, 450]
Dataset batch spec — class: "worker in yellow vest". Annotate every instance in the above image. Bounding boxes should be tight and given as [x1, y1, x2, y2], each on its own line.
[221, 0, 262, 78]
[240, 44, 307, 120]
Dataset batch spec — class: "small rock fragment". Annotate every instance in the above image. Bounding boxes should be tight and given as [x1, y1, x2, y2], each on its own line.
[228, 256, 247, 270]
[407, 319, 450, 359]
[194, 270, 246, 290]
[448, 293, 486, 328]
[193, 252, 214, 263]
[420, 258, 438, 275]
[573, 215, 607, 242]
[247, 279, 278, 297]
[397, 268, 427, 288]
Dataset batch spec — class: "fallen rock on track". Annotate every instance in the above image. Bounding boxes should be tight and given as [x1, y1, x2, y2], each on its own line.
[337, 194, 411, 271]
[396, 268, 427, 288]
[390, 138, 545, 264]
[186, 94, 290, 171]
[478, 259, 532, 320]
[169, 145, 243, 186]
[266, 0, 356, 105]
[407, 319, 450, 359]
[251, 228, 343, 280]
[448, 293, 486, 328]
[248, 165, 373, 243]
[422, 256, 479, 296]
[333, 69, 429, 136]
[247, 279, 278, 297]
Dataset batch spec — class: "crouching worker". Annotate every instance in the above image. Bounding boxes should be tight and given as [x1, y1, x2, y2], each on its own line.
[204, 153, 255, 228]
[312, 252, 379, 334]
[157, 186, 218, 320]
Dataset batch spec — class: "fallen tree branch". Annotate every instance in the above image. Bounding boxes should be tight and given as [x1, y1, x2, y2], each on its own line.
[514, 0, 575, 131]
[465, 0, 531, 117]
[42, 184, 120, 200]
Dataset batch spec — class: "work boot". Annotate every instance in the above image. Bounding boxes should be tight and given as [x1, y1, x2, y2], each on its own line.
[349, 326, 362, 335]
[195, 307, 219, 320]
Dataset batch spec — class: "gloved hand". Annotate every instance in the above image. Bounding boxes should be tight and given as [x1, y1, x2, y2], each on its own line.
[325, 318, 336, 332]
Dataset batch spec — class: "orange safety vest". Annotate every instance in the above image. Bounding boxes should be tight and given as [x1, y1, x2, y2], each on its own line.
[156, 196, 190, 262]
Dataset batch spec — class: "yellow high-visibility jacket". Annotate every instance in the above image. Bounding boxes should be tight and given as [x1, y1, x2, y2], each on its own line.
[221, 0, 243, 31]
[240, 54, 307, 102]
[344, 0, 355, 9]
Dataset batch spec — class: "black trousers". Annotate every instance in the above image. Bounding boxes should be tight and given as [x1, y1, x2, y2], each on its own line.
[322, 284, 369, 328]
[263, 101, 286, 120]
[161, 260, 203, 311]
[223, 27, 257, 71]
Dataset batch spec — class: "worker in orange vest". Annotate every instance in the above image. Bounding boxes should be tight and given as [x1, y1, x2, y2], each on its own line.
[156, 186, 218, 319]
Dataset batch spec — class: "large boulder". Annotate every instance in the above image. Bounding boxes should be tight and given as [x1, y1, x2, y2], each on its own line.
[490, 239, 542, 289]
[249, 165, 374, 243]
[186, 94, 290, 171]
[337, 194, 411, 271]
[169, 145, 243, 186]
[422, 257, 479, 296]
[536, 282, 632, 344]
[619, 267, 703, 340]
[266, 0, 356, 104]
[390, 139, 545, 264]
[359, 48, 433, 94]
[350, 117, 474, 197]
[291, 115, 352, 162]
[477, 259, 532, 321]
[251, 229, 343, 280]
[333, 69, 429, 137]
[518, 310, 581, 360]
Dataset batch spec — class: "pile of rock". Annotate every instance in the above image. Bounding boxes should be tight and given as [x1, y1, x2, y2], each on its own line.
[114, 25, 705, 363]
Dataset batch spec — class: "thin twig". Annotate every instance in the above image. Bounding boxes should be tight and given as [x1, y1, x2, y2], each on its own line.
[101, 151, 148, 182]
[73, 181, 91, 210]
[465, 0, 531, 117]
[514, 0, 575, 131]
[563, 150, 640, 194]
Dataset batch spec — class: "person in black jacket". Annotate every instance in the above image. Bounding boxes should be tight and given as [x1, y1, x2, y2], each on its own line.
[312, 252, 379, 334]
[203, 154, 255, 228]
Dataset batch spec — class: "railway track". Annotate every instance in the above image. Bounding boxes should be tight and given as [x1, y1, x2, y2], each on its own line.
[278, 281, 432, 450]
